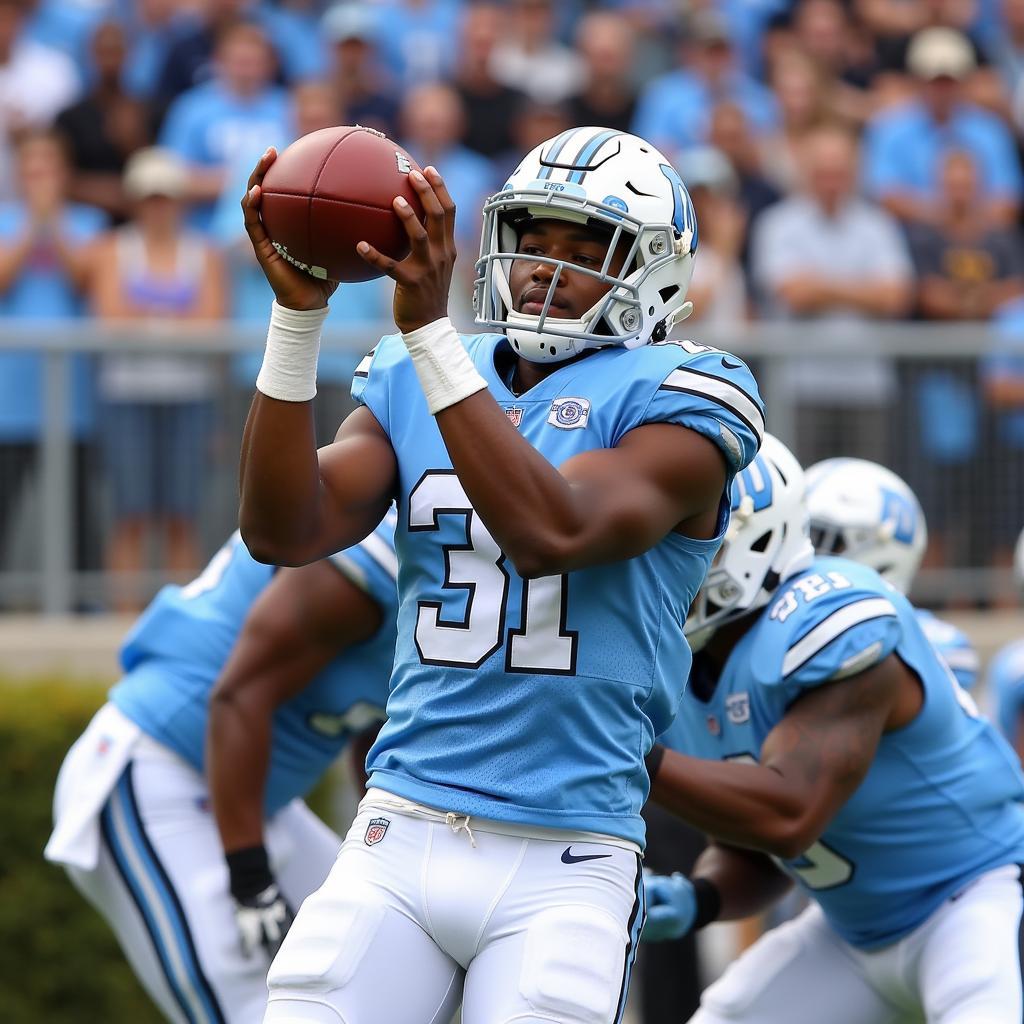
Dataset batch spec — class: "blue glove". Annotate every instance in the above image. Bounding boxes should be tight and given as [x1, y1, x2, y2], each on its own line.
[642, 870, 698, 942]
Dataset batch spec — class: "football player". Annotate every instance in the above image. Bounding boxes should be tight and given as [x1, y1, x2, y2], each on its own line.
[986, 527, 1024, 762]
[238, 128, 763, 1022]
[45, 514, 397, 1024]
[804, 456, 979, 689]
[641, 437, 1024, 1023]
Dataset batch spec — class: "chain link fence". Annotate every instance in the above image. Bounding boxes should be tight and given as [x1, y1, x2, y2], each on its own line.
[0, 319, 1017, 613]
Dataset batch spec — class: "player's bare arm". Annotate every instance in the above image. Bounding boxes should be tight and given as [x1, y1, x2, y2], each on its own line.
[691, 841, 793, 921]
[238, 149, 397, 564]
[649, 653, 921, 858]
[359, 166, 727, 577]
[207, 558, 382, 854]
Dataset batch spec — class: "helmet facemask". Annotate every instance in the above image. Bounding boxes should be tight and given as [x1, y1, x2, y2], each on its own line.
[474, 186, 695, 364]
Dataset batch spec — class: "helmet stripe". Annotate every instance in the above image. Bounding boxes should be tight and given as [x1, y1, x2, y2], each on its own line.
[565, 129, 621, 184]
[538, 129, 579, 180]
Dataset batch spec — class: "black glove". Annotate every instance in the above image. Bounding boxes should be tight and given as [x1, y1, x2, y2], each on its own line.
[226, 845, 293, 959]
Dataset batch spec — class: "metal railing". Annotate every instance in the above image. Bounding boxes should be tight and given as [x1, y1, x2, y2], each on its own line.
[0, 318, 1016, 612]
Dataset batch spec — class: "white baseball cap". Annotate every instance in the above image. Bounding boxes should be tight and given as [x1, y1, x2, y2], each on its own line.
[906, 27, 976, 80]
[124, 147, 187, 201]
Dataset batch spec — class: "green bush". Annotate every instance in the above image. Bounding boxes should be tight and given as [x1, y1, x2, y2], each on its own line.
[0, 678, 161, 1023]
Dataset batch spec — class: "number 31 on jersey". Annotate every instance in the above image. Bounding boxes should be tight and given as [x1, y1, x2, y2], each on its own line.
[409, 472, 578, 674]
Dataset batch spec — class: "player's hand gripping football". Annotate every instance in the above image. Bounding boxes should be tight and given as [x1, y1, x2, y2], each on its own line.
[357, 166, 456, 334]
[241, 147, 339, 312]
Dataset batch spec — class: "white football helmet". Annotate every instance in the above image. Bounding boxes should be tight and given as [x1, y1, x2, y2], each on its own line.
[474, 127, 698, 363]
[686, 435, 814, 651]
[804, 458, 927, 594]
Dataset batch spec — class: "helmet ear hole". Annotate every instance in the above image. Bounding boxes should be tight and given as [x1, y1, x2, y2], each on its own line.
[749, 530, 772, 554]
[658, 285, 679, 303]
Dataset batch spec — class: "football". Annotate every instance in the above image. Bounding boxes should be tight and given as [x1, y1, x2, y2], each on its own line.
[259, 125, 424, 283]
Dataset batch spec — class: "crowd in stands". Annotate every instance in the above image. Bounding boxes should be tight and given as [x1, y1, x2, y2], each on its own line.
[0, 0, 1022, 600]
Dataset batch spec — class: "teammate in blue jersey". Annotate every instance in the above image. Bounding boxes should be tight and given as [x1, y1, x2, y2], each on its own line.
[237, 127, 763, 1023]
[641, 437, 1024, 1023]
[986, 528, 1024, 761]
[804, 456, 980, 689]
[45, 518, 398, 1024]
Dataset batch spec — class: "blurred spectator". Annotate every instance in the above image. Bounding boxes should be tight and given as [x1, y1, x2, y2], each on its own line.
[371, 0, 461, 89]
[863, 27, 1023, 227]
[0, 130, 104, 579]
[984, 0, 1024, 125]
[762, 52, 829, 192]
[568, 12, 637, 133]
[88, 148, 226, 609]
[707, 101, 783, 273]
[913, 150, 1024, 319]
[789, 0, 878, 121]
[496, 99, 573, 179]
[856, 0, 981, 73]
[909, 150, 1024, 579]
[491, 0, 585, 105]
[121, 0, 195, 101]
[155, 0, 327, 103]
[400, 82, 496, 248]
[983, 297, 1024, 598]
[751, 124, 913, 464]
[55, 20, 151, 222]
[632, 10, 778, 152]
[0, 0, 81, 202]
[322, 2, 398, 137]
[159, 20, 289, 228]
[451, 2, 526, 159]
[676, 146, 748, 325]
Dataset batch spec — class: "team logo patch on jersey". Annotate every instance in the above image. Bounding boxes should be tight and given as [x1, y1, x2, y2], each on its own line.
[707, 715, 721, 736]
[364, 817, 390, 846]
[725, 693, 750, 725]
[548, 397, 590, 430]
[505, 406, 524, 428]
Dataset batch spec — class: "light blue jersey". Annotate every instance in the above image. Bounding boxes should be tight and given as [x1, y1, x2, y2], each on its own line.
[353, 331, 763, 845]
[110, 517, 399, 815]
[987, 638, 1024, 750]
[661, 556, 1024, 948]
[915, 607, 979, 691]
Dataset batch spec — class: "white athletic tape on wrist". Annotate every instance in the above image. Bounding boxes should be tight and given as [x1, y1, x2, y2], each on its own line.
[255, 301, 329, 402]
[402, 317, 487, 415]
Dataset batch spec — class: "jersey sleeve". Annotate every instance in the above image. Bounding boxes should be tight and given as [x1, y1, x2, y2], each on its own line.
[756, 571, 902, 704]
[328, 508, 398, 616]
[350, 333, 403, 436]
[620, 342, 765, 472]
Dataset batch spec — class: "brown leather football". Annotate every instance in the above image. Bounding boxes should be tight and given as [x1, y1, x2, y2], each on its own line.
[259, 125, 424, 283]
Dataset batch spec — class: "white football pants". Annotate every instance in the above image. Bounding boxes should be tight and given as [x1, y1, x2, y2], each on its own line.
[54, 729, 342, 1024]
[692, 863, 1024, 1024]
[264, 788, 646, 1024]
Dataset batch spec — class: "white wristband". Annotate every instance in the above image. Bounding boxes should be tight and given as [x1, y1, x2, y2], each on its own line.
[255, 301, 329, 402]
[402, 317, 488, 415]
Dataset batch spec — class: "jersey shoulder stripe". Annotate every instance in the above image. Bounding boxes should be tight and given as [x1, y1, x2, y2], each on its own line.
[659, 365, 765, 445]
[353, 346, 377, 379]
[783, 596, 898, 678]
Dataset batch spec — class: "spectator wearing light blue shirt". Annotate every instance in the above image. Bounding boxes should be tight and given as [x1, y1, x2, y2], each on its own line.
[0, 130, 105, 578]
[864, 26, 1023, 228]
[632, 9, 779, 153]
[400, 83, 499, 226]
[370, 0, 461, 89]
[159, 20, 289, 231]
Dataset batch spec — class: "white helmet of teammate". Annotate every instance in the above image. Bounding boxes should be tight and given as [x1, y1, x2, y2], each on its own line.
[686, 435, 814, 651]
[804, 458, 927, 594]
[474, 127, 698, 363]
